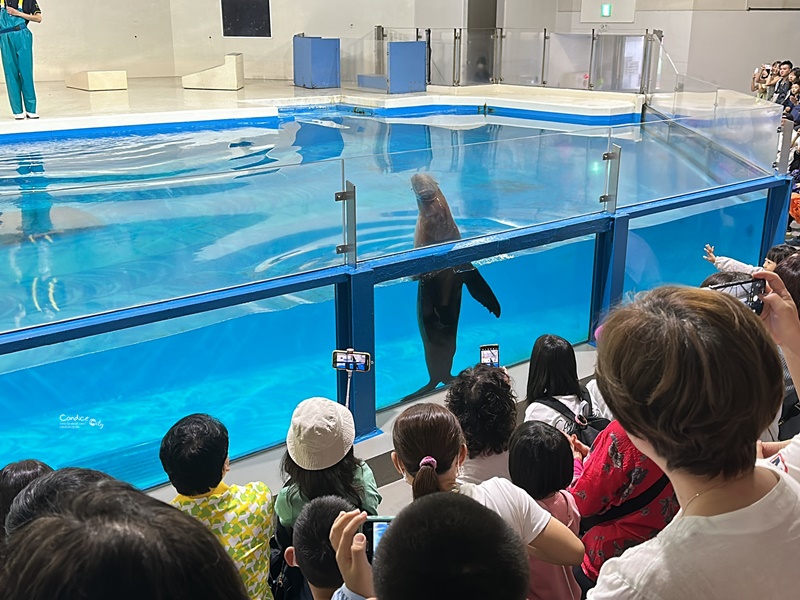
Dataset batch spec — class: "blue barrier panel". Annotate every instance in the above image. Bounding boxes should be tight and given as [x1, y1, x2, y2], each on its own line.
[388, 41, 427, 94]
[293, 35, 341, 89]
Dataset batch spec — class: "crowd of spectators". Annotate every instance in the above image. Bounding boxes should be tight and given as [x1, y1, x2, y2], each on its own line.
[3, 252, 800, 599]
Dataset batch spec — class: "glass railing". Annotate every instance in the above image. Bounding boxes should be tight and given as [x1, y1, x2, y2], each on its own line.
[0, 159, 346, 333]
[546, 33, 594, 90]
[499, 29, 545, 86]
[342, 127, 613, 260]
[591, 33, 646, 92]
[461, 29, 498, 85]
[0, 102, 787, 490]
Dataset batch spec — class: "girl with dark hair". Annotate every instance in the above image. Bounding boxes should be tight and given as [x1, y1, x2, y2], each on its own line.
[390, 403, 585, 567]
[525, 334, 611, 432]
[509, 421, 582, 600]
[277, 398, 381, 528]
[446, 363, 517, 484]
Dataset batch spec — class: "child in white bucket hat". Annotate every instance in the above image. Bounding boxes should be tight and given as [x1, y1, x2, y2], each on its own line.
[276, 398, 382, 529]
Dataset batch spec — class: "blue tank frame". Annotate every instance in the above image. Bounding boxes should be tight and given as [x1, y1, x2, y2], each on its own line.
[0, 170, 789, 443]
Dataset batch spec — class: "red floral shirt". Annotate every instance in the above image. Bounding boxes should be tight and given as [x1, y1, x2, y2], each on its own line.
[569, 420, 679, 581]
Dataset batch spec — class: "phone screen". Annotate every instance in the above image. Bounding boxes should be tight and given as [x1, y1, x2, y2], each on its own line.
[332, 350, 371, 372]
[365, 517, 393, 562]
[480, 344, 500, 368]
[707, 278, 766, 315]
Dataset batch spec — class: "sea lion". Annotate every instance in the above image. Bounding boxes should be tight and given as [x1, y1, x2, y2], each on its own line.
[408, 173, 501, 397]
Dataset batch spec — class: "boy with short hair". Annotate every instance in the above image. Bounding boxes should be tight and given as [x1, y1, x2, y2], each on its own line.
[285, 496, 356, 600]
[329, 493, 530, 600]
[160, 414, 275, 600]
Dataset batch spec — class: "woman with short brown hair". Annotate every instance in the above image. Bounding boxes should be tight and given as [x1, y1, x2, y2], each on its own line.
[589, 286, 800, 599]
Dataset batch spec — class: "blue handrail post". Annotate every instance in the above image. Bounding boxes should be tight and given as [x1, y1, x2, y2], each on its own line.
[761, 175, 792, 260]
[590, 214, 630, 342]
[335, 269, 378, 438]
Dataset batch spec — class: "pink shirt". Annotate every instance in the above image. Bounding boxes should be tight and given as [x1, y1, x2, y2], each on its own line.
[528, 491, 581, 600]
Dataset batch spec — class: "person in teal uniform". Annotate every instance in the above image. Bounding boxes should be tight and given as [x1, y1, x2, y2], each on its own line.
[0, 0, 41, 120]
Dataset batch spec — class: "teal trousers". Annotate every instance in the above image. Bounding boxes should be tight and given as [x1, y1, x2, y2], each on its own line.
[0, 26, 36, 115]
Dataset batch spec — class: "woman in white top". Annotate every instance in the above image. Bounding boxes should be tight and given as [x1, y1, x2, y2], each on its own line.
[390, 403, 584, 567]
[524, 334, 611, 431]
[445, 363, 517, 485]
[588, 285, 800, 599]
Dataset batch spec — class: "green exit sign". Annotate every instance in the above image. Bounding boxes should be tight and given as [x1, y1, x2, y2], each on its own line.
[601, 3, 612, 17]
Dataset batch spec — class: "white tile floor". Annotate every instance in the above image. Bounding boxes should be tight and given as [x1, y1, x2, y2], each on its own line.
[0, 77, 640, 136]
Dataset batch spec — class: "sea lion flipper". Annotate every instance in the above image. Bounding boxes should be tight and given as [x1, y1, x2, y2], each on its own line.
[462, 268, 501, 318]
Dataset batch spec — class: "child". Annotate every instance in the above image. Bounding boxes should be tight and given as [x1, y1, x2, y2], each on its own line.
[160, 414, 276, 600]
[703, 243, 795, 274]
[508, 421, 582, 600]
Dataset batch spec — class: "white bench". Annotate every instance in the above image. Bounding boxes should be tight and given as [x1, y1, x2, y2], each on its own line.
[182, 54, 244, 91]
[65, 71, 128, 92]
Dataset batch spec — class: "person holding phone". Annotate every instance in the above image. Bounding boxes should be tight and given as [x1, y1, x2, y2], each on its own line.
[752, 64, 771, 99]
[588, 286, 800, 599]
[0, 0, 41, 119]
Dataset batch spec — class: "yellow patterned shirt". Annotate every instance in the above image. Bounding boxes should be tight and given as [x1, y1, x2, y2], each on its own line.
[172, 481, 276, 600]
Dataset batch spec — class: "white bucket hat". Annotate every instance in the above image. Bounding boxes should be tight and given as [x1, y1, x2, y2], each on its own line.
[286, 397, 356, 471]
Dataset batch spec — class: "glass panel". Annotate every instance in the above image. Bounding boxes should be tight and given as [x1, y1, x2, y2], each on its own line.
[374, 237, 596, 409]
[616, 119, 768, 207]
[462, 29, 496, 85]
[674, 74, 718, 119]
[0, 153, 344, 332]
[684, 104, 782, 173]
[429, 28, 456, 86]
[546, 33, 593, 89]
[648, 41, 679, 115]
[590, 34, 645, 92]
[345, 126, 610, 260]
[340, 33, 385, 91]
[0, 289, 337, 489]
[385, 28, 419, 42]
[499, 29, 545, 86]
[623, 192, 767, 295]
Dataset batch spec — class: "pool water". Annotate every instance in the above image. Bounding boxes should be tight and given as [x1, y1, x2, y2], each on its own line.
[0, 110, 770, 489]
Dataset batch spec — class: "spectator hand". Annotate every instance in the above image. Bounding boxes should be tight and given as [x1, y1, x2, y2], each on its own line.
[569, 434, 590, 460]
[330, 510, 375, 599]
[757, 439, 791, 459]
[5, 6, 22, 16]
[703, 244, 716, 264]
[753, 271, 800, 351]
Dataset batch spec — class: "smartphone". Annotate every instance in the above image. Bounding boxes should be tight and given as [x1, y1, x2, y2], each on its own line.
[364, 516, 394, 562]
[332, 349, 371, 372]
[480, 344, 500, 368]
[707, 278, 766, 315]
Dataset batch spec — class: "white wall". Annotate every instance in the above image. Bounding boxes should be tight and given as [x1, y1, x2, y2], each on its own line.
[555, 1, 693, 74]
[30, 0, 415, 82]
[687, 9, 800, 93]
[170, 0, 416, 80]
[414, 0, 467, 28]
[33, 0, 176, 81]
[500, 0, 558, 30]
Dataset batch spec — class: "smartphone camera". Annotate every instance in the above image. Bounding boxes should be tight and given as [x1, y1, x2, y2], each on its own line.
[364, 516, 393, 563]
[707, 278, 766, 315]
[332, 349, 371, 372]
[480, 344, 500, 368]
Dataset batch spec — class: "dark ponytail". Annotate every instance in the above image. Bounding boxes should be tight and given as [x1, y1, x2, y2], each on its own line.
[392, 404, 465, 500]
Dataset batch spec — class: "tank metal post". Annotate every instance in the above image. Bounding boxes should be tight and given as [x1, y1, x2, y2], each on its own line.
[590, 214, 629, 344]
[592, 143, 625, 341]
[335, 269, 377, 438]
[541, 28, 549, 86]
[762, 175, 793, 261]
